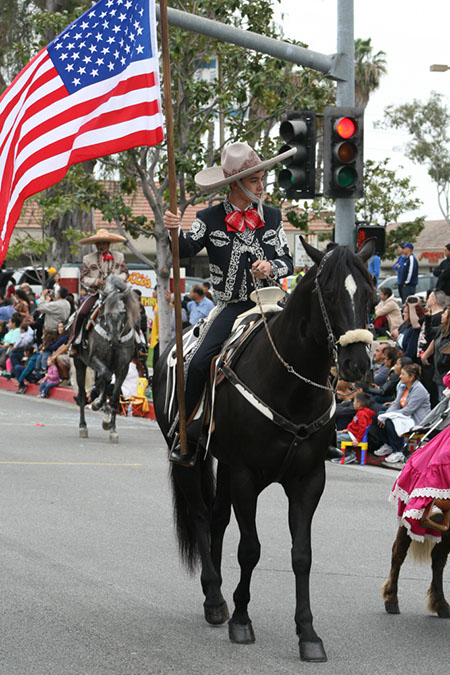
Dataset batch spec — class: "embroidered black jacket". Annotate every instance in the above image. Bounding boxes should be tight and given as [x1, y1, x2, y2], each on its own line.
[176, 199, 294, 303]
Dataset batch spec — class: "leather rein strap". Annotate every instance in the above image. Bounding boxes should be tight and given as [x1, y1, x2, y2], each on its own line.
[220, 363, 335, 482]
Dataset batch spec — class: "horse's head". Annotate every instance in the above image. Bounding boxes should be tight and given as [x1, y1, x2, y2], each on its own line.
[101, 275, 140, 346]
[301, 236, 376, 382]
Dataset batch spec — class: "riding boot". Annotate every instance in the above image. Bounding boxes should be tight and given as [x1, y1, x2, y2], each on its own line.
[169, 417, 203, 467]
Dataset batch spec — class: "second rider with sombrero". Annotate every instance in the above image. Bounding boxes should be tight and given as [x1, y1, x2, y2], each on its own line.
[164, 141, 295, 465]
[68, 228, 129, 353]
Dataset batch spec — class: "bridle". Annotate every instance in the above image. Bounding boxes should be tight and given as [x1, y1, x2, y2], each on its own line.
[251, 249, 373, 392]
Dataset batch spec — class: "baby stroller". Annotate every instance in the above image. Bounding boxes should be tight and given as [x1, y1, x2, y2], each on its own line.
[406, 393, 450, 450]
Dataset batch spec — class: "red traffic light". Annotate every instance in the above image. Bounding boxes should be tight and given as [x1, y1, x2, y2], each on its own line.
[336, 117, 356, 139]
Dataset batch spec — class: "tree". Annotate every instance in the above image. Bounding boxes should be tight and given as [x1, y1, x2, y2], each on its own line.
[378, 92, 450, 225]
[354, 38, 387, 109]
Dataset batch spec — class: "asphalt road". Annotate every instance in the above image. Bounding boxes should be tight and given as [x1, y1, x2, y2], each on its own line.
[0, 389, 448, 675]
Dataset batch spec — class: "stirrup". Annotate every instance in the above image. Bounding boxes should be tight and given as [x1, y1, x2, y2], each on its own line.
[420, 498, 450, 532]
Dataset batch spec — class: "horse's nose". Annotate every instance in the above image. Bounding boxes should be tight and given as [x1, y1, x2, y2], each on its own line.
[338, 344, 371, 381]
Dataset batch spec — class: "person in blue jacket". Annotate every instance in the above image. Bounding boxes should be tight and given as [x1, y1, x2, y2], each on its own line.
[392, 244, 406, 285]
[398, 243, 419, 302]
[368, 253, 381, 285]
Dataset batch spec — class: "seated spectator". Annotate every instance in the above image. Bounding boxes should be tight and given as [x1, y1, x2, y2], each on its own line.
[0, 298, 15, 322]
[187, 285, 215, 325]
[53, 341, 71, 384]
[374, 363, 431, 464]
[77, 287, 88, 307]
[15, 346, 40, 394]
[0, 314, 21, 370]
[374, 287, 402, 336]
[37, 286, 71, 331]
[391, 297, 424, 361]
[9, 321, 35, 375]
[331, 392, 376, 464]
[39, 356, 61, 398]
[35, 328, 58, 374]
[20, 282, 36, 311]
[421, 304, 450, 401]
[368, 347, 400, 404]
[372, 341, 390, 386]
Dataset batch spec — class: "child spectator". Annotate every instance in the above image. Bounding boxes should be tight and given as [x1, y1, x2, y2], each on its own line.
[331, 392, 375, 464]
[15, 346, 40, 394]
[39, 356, 61, 398]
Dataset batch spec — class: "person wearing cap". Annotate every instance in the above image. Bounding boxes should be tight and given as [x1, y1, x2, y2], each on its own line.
[398, 243, 418, 303]
[433, 243, 450, 297]
[68, 229, 128, 352]
[164, 141, 294, 465]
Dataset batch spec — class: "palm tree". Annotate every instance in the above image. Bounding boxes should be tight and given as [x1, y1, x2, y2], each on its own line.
[354, 38, 387, 108]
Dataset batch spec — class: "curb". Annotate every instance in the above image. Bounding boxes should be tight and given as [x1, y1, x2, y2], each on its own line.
[0, 376, 156, 420]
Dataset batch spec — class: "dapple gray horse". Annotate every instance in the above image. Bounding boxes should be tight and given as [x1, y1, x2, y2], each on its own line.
[73, 275, 140, 442]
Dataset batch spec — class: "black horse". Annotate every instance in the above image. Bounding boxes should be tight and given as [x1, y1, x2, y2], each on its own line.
[153, 238, 375, 662]
[73, 275, 140, 442]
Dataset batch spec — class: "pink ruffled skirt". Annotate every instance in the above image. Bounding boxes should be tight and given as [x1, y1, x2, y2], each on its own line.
[389, 425, 450, 542]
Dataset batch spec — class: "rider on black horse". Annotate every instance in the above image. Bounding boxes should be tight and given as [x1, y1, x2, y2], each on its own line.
[68, 228, 129, 355]
[163, 142, 295, 466]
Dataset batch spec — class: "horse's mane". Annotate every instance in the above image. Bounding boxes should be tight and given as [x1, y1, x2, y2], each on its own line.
[317, 246, 374, 290]
[103, 275, 140, 326]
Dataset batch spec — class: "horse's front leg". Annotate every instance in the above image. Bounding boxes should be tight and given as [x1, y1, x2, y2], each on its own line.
[427, 535, 450, 617]
[382, 526, 411, 615]
[283, 463, 327, 662]
[106, 370, 126, 443]
[228, 467, 261, 645]
[74, 359, 88, 438]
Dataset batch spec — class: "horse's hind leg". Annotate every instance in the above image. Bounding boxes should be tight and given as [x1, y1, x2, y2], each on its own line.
[74, 360, 88, 438]
[228, 468, 260, 645]
[107, 374, 126, 443]
[283, 465, 327, 663]
[382, 526, 411, 615]
[427, 534, 450, 617]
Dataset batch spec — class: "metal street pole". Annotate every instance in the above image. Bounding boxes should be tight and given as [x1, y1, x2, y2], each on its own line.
[334, 0, 355, 246]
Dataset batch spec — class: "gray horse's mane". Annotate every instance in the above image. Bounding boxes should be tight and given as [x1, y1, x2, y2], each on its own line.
[103, 275, 140, 326]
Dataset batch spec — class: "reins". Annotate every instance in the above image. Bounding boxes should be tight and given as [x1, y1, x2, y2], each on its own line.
[250, 252, 338, 394]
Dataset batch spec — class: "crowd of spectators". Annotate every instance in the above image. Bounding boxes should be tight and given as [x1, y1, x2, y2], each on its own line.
[331, 243, 450, 466]
[0, 276, 72, 397]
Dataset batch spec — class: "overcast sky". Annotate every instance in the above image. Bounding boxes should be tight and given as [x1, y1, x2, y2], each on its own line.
[275, 0, 450, 222]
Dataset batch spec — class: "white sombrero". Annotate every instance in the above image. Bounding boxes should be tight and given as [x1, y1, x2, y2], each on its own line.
[195, 142, 296, 192]
[79, 228, 126, 245]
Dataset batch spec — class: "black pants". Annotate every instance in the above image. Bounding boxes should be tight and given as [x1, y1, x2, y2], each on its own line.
[185, 300, 254, 420]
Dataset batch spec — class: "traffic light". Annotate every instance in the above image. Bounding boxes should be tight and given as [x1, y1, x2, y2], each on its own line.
[278, 111, 316, 199]
[356, 225, 386, 256]
[323, 106, 364, 199]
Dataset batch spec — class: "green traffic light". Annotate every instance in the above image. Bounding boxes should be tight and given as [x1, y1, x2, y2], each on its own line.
[278, 167, 306, 190]
[336, 166, 357, 188]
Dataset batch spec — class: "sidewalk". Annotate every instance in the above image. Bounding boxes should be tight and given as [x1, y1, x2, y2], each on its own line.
[0, 375, 156, 419]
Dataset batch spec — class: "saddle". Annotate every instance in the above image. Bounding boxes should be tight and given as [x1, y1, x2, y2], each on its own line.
[164, 287, 285, 444]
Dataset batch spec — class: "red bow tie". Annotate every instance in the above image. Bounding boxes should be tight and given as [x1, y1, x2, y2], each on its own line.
[102, 252, 114, 261]
[225, 209, 263, 233]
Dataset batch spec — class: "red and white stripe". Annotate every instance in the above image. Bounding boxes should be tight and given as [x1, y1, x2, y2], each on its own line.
[0, 48, 163, 264]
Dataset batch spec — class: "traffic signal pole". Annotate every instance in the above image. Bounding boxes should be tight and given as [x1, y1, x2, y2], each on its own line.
[335, 0, 356, 246]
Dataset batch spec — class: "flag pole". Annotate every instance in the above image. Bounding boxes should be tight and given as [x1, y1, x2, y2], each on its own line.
[159, 0, 187, 456]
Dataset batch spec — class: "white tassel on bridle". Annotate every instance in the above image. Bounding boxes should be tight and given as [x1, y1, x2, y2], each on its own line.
[338, 329, 374, 348]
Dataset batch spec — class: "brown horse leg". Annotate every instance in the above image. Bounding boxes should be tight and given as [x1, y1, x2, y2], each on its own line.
[382, 526, 411, 614]
[427, 533, 450, 618]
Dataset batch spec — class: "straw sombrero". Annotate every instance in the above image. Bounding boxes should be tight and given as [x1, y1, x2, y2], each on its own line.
[195, 142, 296, 192]
[79, 228, 126, 245]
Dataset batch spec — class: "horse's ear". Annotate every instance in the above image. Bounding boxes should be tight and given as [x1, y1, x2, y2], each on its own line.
[300, 236, 324, 266]
[357, 237, 377, 264]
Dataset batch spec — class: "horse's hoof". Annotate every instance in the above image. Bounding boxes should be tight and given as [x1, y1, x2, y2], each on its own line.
[91, 400, 102, 411]
[79, 428, 88, 438]
[299, 639, 327, 662]
[109, 432, 119, 443]
[228, 619, 255, 644]
[102, 419, 110, 431]
[384, 601, 400, 614]
[204, 601, 230, 625]
[437, 607, 450, 618]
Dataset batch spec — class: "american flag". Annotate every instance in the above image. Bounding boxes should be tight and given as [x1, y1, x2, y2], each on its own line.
[0, 0, 163, 265]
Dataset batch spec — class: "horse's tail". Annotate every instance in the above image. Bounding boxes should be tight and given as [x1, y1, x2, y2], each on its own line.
[408, 538, 437, 563]
[170, 454, 216, 574]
